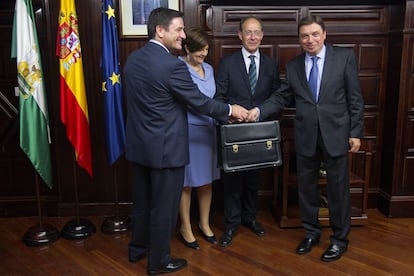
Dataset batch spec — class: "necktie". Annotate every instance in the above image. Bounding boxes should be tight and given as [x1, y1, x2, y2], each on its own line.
[309, 56, 319, 101]
[248, 55, 257, 94]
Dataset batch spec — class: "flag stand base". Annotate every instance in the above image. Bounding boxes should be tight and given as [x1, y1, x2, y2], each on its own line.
[23, 224, 60, 247]
[101, 215, 130, 234]
[61, 218, 96, 240]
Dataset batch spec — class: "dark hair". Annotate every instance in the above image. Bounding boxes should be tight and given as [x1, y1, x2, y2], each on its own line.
[147, 8, 184, 39]
[239, 16, 263, 32]
[182, 27, 210, 54]
[297, 15, 326, 34]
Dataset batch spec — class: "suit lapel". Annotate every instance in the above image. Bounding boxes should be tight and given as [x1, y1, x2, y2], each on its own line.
[236, 51, 252, 93]
[318, 44, 334, 102]
[294, 54, 315, 102]
[256, 54, 266, 93]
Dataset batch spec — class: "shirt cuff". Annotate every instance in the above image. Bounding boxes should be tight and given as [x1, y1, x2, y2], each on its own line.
[255, 107, 260, 121]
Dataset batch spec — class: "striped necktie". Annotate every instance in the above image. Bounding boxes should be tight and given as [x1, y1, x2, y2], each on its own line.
[248, 55, 257, 94]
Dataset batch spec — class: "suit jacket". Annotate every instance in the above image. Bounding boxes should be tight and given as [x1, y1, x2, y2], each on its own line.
[260, 43, 364, 157]
[123, 42, 230, 168]
[214, 49, 281, 110]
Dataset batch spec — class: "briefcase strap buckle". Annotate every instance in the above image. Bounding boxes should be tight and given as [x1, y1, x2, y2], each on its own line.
[266, 141, 272, 149]
[232, 144, 239, 153]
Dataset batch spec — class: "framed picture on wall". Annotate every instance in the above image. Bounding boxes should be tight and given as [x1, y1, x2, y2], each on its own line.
[119, 0, 180, 38]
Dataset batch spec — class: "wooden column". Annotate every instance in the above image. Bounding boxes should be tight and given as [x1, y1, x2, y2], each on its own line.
[379, 0, 414, 217]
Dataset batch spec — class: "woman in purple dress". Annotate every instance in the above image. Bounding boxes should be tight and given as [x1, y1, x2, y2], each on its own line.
[178, 27, 219, 249]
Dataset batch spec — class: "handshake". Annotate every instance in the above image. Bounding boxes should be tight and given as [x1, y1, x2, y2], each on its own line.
[229, 104, 259, 123]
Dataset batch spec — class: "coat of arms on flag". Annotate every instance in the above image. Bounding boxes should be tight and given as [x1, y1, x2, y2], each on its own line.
[57, 0, 93, 177]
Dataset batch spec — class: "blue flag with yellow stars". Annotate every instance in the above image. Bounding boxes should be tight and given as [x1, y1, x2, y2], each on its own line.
[101, 0, 126, 165]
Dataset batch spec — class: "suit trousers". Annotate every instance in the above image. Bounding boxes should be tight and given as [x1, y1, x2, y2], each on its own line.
[296, 131, 351, 247]
[129, 163, 184, 270]
[222, 169, 261, 231]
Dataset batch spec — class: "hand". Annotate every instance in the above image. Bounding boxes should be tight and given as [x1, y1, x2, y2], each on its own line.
[230, 104, 248, 122]
[246, 108, 259, 122]
[348, 138, 361, 153]
[227, 118, 238, 124]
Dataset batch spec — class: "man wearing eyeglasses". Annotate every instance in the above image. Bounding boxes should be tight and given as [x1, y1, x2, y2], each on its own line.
[214, 16, 281, 247]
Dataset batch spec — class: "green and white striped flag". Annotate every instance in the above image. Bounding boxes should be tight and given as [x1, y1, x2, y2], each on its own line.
[11, 0, 52, 188]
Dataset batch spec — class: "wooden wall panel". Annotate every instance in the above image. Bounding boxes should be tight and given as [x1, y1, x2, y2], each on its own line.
[378, 0, 414, 217]
[407, 116, 414, 149]
[275, 45, 303, 76]
[360, 76, 380, 108]
[210, 6, 301, 36]
[360, 45, 384, 71]
[1, 0, 413, 217]
[308, 6, 387, 34]
[402, 157, 414, 193]
[394, 20, 414, 195]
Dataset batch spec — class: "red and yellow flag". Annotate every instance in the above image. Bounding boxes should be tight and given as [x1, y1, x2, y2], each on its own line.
[56, 0, 92, 176]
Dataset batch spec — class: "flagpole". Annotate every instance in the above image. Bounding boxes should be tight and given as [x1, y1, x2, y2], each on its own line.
[61, 154, 96, 240]
[101, 160, 130, 234]
[23, 172, 59, 246]
[13, 0, 57, 245]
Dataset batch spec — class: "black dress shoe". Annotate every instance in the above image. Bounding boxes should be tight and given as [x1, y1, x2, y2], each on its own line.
[179, 232, 200, 250]
[296, 237, 320, 255]
[321, 244, 347, 262]
[147, 258, 187, 275]
[220, 229, 235, 247]
[128, 251, 146, 263]
[198, 224, 217, 244]
[243, 221, 265, 236]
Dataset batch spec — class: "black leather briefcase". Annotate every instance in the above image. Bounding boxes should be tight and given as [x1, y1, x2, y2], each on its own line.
[217, 120, 282, 172]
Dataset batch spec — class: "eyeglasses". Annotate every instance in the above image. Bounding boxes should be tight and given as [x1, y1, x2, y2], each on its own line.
[242, 30, 263, 37]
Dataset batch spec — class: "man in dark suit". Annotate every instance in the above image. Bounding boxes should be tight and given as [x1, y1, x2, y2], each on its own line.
[123, 8, 248, 275]
[214, 16, 281, 247]
[250, 15, 364, 262]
